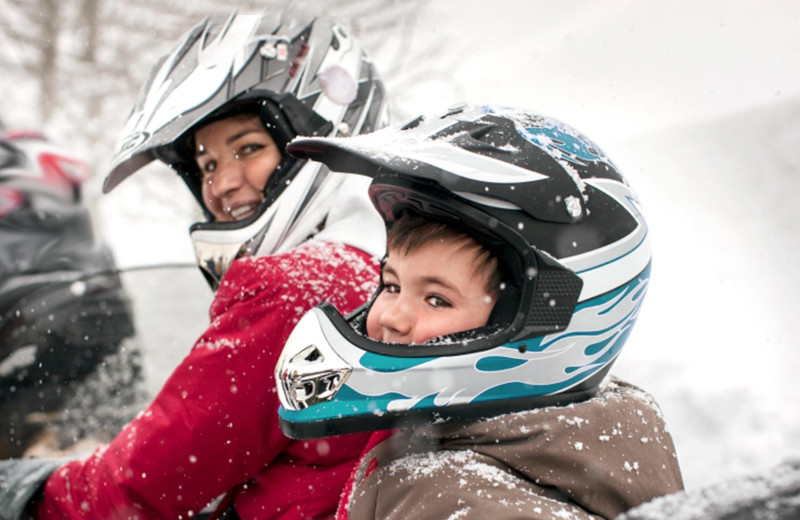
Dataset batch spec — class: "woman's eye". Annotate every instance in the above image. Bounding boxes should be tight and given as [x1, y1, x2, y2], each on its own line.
[383, 283, 400, 294]
[239, 143, 264, 156]
[200, 160, 216, 176]
[426, 295, 451, 308]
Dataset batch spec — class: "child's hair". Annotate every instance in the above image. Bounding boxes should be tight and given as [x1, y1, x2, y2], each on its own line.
[386, 212, 503, 299]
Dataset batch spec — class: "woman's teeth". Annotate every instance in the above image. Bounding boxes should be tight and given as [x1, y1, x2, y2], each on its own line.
[229, 204, 255, 220]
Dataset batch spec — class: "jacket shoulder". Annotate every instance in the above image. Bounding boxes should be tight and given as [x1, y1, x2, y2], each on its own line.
[211, 241, 379, 318]
[598, 376, 667, 416]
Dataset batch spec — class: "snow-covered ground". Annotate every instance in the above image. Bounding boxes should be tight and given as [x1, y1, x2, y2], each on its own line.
[20, 0, 800, 494]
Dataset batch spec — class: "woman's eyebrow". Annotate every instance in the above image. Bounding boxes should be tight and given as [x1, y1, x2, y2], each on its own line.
[225, 128, 261, 146]
[195, 129, 263, 159]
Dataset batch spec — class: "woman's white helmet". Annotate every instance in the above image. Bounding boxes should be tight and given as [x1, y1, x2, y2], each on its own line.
[275, 105, 651, 438]
[103, 9, 389, 288]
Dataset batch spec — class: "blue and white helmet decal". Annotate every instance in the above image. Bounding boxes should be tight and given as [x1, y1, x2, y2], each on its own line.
[276, 105, 651, 438]
[519, 120, 607, 165]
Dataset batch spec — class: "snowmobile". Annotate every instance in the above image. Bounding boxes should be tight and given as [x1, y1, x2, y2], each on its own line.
[0, 130, 139, 458]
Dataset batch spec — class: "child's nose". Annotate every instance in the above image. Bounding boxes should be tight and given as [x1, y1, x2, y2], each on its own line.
[380, 300, 413, 338]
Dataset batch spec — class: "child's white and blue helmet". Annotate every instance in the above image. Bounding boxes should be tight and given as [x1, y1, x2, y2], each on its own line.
[276, 105, 651, 438]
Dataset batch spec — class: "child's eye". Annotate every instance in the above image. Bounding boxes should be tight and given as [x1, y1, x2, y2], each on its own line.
[426, 295, 451, 308]
[383, 283, 400, 294]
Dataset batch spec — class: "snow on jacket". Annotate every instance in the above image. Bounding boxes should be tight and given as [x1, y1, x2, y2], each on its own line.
[339, 378, 684, 520]
[35, 241, 380, 519]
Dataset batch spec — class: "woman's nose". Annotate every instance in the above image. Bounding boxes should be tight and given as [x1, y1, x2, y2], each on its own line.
[209, 157, 245, 197]
[380, 300, 413, 338]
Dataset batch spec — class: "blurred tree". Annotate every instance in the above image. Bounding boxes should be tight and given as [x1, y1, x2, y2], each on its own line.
[79, 0, 99, 63]
[0, 1, 61, 122]
[40, 0, 59, 122]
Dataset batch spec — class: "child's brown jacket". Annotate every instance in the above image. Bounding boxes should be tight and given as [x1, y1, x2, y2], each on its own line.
[341, 378, 683, 519]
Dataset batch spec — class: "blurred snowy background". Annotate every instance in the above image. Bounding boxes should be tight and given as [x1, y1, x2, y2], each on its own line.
[2, 0, 798, 491]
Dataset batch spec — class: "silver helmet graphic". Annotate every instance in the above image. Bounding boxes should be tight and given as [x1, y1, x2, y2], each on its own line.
[275, 105, 651, 438]
[104, 10, 389, 288]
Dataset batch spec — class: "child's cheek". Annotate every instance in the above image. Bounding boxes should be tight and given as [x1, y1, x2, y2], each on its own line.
[365, 303, 382, 341]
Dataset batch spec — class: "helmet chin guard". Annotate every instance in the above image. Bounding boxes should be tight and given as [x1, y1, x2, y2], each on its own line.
[188, 157, 346, 290]
[276, 105, 652, 439]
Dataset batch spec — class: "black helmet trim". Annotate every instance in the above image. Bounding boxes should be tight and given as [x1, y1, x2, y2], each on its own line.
[368, 175, 583, 345]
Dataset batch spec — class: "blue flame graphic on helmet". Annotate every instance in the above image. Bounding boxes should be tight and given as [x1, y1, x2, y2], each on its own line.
[520, 124, 606, 166]
[278, 263, 650, 424]
[478, 105, 608, 167]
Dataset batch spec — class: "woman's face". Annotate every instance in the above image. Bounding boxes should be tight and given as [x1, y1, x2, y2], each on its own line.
[194, 114, 282, 222]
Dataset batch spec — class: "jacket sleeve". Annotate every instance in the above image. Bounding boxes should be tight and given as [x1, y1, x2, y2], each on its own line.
[34, 248, 372, 519]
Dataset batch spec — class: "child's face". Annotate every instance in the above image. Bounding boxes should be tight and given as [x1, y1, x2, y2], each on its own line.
[194, 114, 282, 222]
[366, 238, 497, 345]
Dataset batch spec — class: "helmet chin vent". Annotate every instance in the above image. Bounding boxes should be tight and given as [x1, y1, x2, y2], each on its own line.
[281, 344, 352, 411]
[525, 264, 583, 333]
